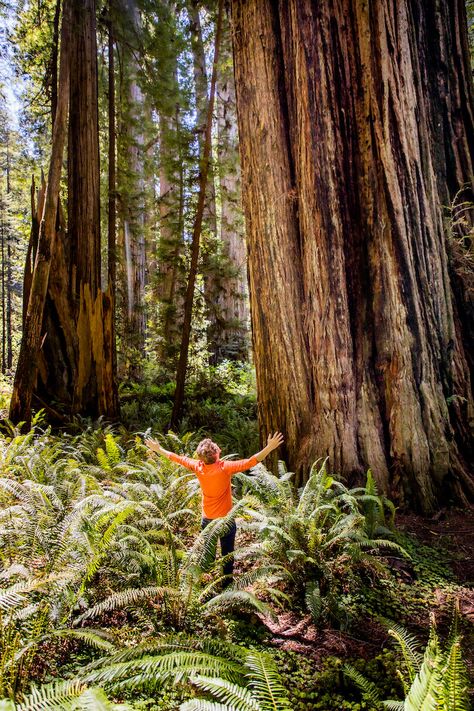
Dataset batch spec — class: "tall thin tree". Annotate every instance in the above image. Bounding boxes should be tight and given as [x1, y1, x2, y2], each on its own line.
[108, 1, 118, 398]
[171, 0, 224, 427]
[117, 0, 147, 379]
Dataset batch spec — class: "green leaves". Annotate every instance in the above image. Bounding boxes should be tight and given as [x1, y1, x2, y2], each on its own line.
[180, 650, 292, 711]
[1, 680, 131, 710]
[344, 613, 470, 711]
[244, 652, 292, 711]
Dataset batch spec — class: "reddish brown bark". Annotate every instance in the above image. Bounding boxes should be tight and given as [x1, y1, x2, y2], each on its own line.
[108, 6, 118, 393]
[231, 0, 474, 511]
[68, 0, 101, 298]
[9, 0, 72, 425]
[117, 0, 147, 380]
[214, 5, 249, 361]
[157, 107, 186, 365]
[11, 0, 119, 424]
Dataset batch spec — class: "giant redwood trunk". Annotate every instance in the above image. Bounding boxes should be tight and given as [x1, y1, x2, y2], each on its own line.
[9, 0, 72, 425]
[231, 0, 474, 511]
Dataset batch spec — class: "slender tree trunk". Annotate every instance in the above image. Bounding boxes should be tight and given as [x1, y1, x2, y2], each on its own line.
[6, 236, 12, 370]
[189, 0, 218, 239]
[9, 0, 72, 425]
[188, 0, 223, 361]
[171, 0, 224, 427]
[5, 141, 12, 370]
[157, 106, 186, 365]
[214, 5, 248, 361]
[50, 0, 61, 126]
[231, 0, 474, 511]
[108, 5, 118, 403]
[1, 204, 5, 374]
[118, 0, 146, 380]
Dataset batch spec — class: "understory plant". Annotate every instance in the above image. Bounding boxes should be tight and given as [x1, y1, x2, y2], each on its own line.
[76, 502, 273, 633]
[79, 635, 291, 711]
[344, 610, 470, 710]
[0, 680, 130, 710]
[236, 460, 407, 626]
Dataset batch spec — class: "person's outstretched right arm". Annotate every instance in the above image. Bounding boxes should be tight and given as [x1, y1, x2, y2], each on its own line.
[145, 438, 201, 473]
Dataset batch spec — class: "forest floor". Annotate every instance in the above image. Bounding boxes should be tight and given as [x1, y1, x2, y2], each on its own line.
[248, 507, 474, 707]
[258, 508, 474, 646]
[0, 377, 472, 709]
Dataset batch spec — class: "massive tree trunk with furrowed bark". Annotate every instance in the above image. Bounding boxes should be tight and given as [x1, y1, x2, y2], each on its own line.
[11, 0, 119, 424]
[231, 0, 474, 511]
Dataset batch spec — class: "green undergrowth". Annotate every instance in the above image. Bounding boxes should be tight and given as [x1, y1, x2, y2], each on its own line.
[119, 363, 259, 455]
[0, 418, 471, 710]
[349, 531, 468, 628]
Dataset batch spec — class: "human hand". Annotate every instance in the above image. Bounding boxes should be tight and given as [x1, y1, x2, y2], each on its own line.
[266, 431, 284, 451]
[145, 438, 164, 455]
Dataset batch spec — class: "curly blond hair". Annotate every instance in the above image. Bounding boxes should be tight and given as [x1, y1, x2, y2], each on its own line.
[196, 438, 220, 464]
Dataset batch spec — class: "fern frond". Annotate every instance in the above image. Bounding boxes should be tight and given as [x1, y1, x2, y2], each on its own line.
[105, 434, 122, 466]
[382, 700, 404, 710]
[83, 651, 245, 690]
[52, 628, 115, 651]
[245, 651, 292, 710]
[365, 469, 378, 497]
[404, 634, 443, 711]
[76, 586, 171, 621]
[343, 664, 382, 703]
[305, 581, 322, 622]
[203, 590, 274, 619]
[96, 449, 110, 471]
[360, 539, 409, 557]
[385, 622, 424, 683]
[14, 679, 88, 710]
[189, 675, 259, 711]
[442, 637, 470, 711]
[180, 702, 232, 711]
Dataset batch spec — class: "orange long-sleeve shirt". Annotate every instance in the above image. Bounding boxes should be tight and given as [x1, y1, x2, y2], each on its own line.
[168, 453, 258, 519]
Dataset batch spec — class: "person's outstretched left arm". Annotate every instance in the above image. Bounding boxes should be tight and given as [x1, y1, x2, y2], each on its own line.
[252, 431, 284, 462]
[145, 438, 201, 473]
[221, 431, 284, 475]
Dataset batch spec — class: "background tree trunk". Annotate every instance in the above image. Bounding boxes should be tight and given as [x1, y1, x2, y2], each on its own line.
[157, 106, 186, 365]
[1, 201, 5, 373]
[117, 0, 147, 380]
[231, 0, 474, 511]
[5, 140, 12, 371]
[214, 4, 248, 361]
[108, 5, 119, 407]
[1, 137, 14, 374]
[188, 0, 222, 361]
[171, 0, 224, 427]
